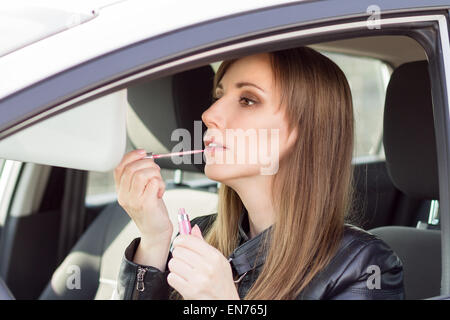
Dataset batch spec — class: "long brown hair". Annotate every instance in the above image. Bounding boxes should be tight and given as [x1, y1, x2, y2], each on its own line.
[170, 46, 354, 300]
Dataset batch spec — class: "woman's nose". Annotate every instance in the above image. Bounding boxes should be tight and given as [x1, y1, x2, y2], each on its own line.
[201, 103, 223, 129]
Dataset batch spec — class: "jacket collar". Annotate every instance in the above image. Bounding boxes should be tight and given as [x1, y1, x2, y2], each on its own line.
[228, 207, 273, 277]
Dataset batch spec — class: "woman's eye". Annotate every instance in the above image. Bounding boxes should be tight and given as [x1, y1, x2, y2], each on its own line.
[211, 95, 257, 106]
[240, 97, 256, 106]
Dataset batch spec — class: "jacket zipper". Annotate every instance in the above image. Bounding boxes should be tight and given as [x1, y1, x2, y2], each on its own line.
[136, 266, 149, 292]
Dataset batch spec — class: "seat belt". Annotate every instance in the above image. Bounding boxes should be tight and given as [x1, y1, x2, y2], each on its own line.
[416, 200, 440, 230]
[56, 168, 88, 265]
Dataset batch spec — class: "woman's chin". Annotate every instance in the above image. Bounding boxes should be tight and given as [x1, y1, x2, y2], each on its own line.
[204, 162, 229, 182]
[204, 162, 261, 182]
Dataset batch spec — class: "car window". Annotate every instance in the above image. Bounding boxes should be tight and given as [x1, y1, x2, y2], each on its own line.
[319, 51, 392, 160]
[85, 55, 391, 206]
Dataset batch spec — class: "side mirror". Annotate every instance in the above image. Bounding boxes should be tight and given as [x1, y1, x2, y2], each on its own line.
[0, 90, 127, 172]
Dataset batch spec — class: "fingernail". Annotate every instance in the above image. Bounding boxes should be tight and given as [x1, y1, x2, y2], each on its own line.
[137, 149, 146, 155]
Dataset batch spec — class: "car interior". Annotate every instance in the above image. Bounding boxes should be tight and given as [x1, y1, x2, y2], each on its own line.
[0, 34, 443, 300]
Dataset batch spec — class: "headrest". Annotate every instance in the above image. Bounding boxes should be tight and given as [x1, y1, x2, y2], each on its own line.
[127, 65, 215, 172]
[383, 60, 439, 200]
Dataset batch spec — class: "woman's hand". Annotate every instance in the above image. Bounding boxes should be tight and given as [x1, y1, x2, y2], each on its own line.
[167, 225, 240, 300]
[113, 149, 173, 241]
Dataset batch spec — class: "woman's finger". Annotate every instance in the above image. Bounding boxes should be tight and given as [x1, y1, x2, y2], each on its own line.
[172, 234, 217, 258]
[168, 257, 194, 282]
[120, 158, 160, 195]
[141, 178, 162, 202]
[167, 271, 191, 298]
[113, 149, 147, 189]
[157, 181, 166, 199]
[129, 167, 162, 198]
[171, 246, 204, 269]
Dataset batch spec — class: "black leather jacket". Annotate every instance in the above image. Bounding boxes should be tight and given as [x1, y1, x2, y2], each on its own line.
[116, 211, 404, 300]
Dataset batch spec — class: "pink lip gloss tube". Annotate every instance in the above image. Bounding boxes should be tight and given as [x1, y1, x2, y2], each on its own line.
[178, 208, 192, 235]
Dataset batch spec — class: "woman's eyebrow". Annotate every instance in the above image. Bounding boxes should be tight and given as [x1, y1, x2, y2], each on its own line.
[217, 82, 265, 93]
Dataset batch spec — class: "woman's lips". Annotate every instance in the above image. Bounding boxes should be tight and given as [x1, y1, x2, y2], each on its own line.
[205, 142, 227, 155]
[205, 142, 226, 151]
[206, 142, 226, 149]
[205, 141, 227, 149]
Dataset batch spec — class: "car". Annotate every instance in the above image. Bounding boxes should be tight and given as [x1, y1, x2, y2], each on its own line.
[0, 0, 449, 300]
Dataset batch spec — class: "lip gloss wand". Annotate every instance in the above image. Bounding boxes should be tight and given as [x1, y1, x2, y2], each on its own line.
[143, 149, 204, 159]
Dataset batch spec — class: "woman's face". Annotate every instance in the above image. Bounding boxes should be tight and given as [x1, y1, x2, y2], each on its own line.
[201, 53, 297, 183]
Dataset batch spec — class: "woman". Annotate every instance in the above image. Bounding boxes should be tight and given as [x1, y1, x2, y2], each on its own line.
[114, 47, 404, 300]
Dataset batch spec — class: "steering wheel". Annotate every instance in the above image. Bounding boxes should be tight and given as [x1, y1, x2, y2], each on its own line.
[0, 277, 14, 300]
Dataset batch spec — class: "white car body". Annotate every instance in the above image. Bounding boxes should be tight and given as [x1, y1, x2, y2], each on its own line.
[0, 0, 301, 99]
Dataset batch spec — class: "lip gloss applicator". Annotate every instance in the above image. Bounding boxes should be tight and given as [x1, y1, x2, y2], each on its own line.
[142, 141, 223, 159]
[143, 149, 204, 159]
[178, 208, 192, 235]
